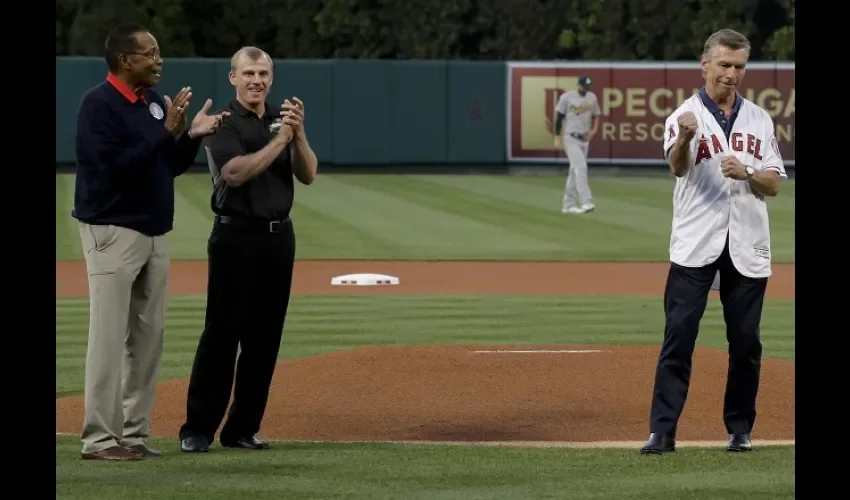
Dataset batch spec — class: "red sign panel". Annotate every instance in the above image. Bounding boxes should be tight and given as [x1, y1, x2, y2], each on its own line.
[506, 62, 795, 166]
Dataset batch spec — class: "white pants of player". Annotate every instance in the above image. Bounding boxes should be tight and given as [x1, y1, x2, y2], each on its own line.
[562, 134, 593, 210]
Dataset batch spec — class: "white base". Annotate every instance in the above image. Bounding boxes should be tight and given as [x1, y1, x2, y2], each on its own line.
[331, 273, 400, 286]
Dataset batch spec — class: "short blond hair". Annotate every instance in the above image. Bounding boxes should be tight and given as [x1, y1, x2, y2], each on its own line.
[230, 46, 272, 72]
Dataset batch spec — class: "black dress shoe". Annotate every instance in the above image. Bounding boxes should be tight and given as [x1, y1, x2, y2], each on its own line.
[221, 435, 270, 450]
[727, 433, 753, 452]
[640, 433, 676, 454]
[180, 435, 210, 453]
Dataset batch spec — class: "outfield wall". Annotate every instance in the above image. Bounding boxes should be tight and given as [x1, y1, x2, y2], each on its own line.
[56, 57, 795, 168]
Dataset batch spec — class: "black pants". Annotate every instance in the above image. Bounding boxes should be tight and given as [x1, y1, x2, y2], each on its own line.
[648, 237, 767, 438]
[179, 218, 296, 444]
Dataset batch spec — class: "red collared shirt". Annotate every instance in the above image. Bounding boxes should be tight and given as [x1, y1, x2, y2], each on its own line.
[106, 72, 146, 104]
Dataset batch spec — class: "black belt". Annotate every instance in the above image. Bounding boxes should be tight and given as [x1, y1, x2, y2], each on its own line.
[215, 215, 291, 233]
[569, 132, 586, 141]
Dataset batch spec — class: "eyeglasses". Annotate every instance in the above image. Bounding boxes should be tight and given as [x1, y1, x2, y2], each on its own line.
[127, 50, 161, 60]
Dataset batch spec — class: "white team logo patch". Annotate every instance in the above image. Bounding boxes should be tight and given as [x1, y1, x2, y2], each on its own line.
[149, 102, 164, 120]
[269, 118, 282, 134]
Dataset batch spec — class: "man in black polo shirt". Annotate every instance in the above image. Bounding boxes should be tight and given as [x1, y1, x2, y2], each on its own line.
[178, 46, 318, 453]
[72, 23, 227, 461]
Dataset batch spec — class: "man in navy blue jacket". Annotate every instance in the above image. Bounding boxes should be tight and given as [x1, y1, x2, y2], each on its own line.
[72, 23, 228, 461]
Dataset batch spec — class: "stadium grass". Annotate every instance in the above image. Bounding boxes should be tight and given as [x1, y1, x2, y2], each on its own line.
[55, 435, 795, 500]
[55, 173, 796, 262]
[56, 295, 795, 398]
[55, 172, 795, 499]
[56, 294, 796, 499]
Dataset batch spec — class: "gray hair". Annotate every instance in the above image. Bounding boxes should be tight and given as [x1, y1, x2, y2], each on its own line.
[702, 29, 751, 59]
[230, 46, 273, 72]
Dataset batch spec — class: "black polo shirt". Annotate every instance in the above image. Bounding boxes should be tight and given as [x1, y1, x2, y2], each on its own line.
[203, 100, 294, 220]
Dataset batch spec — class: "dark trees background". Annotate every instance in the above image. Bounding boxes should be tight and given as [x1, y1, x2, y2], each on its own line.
[55, 0, 795, 61]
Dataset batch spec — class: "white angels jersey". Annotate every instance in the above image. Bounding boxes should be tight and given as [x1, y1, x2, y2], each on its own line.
[662, 89, 787, 278]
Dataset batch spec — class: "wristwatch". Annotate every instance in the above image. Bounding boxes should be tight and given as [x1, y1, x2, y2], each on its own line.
[745, 166, 754, 180]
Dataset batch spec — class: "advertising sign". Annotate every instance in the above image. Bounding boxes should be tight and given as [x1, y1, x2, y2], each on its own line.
[506, 61, 795, 166]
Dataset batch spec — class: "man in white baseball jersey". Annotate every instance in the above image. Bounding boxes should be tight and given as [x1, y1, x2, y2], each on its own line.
[553, 75, 601, 214]
[639, 28, 787, 455]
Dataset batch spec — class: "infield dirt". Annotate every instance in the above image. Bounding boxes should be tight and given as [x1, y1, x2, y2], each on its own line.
[55, 260, 795, 445]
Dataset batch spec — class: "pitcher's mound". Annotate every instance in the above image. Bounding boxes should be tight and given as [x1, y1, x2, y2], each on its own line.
[55, 345, 795, 443]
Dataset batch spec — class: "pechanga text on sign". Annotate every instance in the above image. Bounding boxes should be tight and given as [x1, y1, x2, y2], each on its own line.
[506, 62, 795, 166]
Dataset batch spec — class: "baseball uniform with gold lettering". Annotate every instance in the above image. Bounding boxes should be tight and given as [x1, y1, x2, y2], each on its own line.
[554, 77, 601, 214]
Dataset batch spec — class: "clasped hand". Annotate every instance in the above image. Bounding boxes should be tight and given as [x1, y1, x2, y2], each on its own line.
[280, 97, 305, 138]
[720, 156, 748, 181]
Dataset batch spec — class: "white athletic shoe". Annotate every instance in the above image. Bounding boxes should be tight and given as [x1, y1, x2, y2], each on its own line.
[562, 207, 583, 214]
[579, 203, 595, 213]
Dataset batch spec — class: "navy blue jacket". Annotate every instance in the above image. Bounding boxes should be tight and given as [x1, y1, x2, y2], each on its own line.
[71, 73, 201, 237]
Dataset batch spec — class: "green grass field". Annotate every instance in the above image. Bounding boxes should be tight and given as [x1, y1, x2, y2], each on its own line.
[55, 173, 796, 262]
[55, 172, 795, 500]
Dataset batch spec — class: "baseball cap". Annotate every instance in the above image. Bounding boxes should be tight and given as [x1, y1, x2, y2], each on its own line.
[578, 75, 593, 89]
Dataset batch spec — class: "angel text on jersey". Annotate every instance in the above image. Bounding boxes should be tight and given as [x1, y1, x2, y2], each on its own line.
[694, 132, 763, 165]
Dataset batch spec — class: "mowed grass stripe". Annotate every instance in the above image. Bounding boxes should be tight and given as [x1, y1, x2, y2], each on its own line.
[56, 174, 83, 261]
[291, 202, 408, 260]
[56, 295, 795, 397]
[440, 174, 676, 213]
[416, 174, 673, 236]
[338, 174, 577, 237]
[299, 176, 560, 257]
[56, 434, 795, 500]
[170, 175, 218, 259]
[55, 173, 795, 262]
[338, 174, 669, 261]
[512, 173, 794, 196]
[512, 174, 796, 212]
[503, 174, 795, 263]
[56, 297, 211, 397]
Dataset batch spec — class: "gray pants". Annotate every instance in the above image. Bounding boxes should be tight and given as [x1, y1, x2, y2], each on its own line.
[77, 223, 170, 454]
[562, 134, 593, 209]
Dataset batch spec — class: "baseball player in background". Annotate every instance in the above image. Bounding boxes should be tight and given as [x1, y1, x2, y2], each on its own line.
[553, 75, 601, 214]
[640, 28, 787, 455]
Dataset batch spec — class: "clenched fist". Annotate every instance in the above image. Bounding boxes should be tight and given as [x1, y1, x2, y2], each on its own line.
[677, 112, 698, 142]
[720, 156, 748, 180]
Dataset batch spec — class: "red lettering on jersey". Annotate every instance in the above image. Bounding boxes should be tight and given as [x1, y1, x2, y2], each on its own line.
[731, 132, 744, 151]
[730, 132, 764, 160]
[747, 134, 763, 160]
[710, 134, 724, 154]
[694, 137, 712, 164]
[668, 124, 676, 140]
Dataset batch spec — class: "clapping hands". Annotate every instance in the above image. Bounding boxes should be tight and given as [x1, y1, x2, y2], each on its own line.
[281, 97, 305, 137]
[189, 99, 230, 138]
[164, 86, 230, 138]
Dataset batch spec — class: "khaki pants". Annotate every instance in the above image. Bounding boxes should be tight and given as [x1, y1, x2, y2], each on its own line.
[77, 223, 170, 454]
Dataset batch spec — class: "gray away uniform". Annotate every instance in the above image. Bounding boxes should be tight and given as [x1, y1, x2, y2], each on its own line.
[555, 90, 601, 210]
